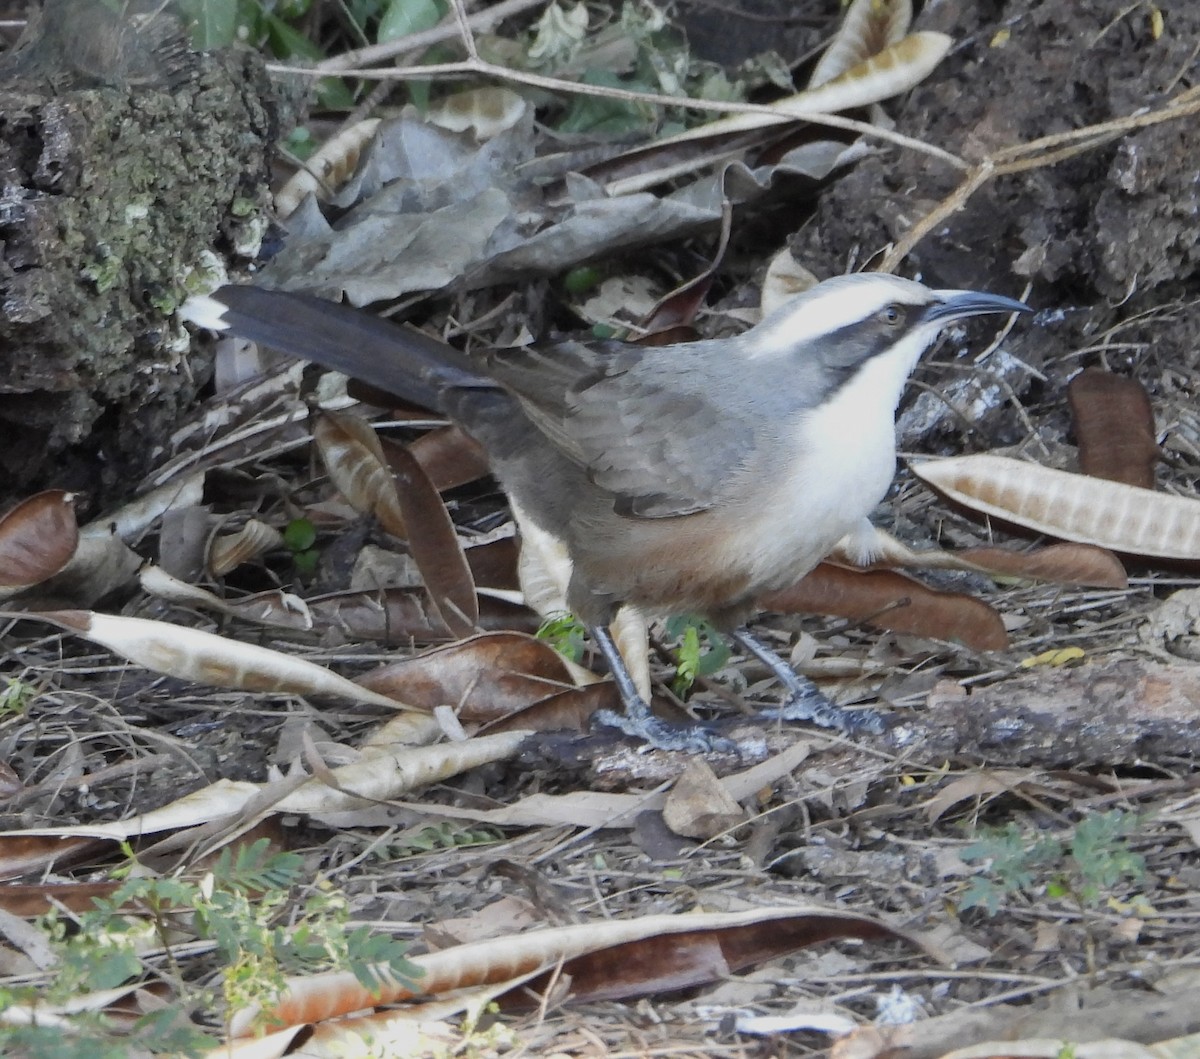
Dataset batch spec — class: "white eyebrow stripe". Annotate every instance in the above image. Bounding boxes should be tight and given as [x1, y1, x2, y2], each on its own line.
[746, 276, 931, 361]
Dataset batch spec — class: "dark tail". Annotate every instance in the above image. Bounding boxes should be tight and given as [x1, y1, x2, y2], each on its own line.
[201, 285, 490, 412]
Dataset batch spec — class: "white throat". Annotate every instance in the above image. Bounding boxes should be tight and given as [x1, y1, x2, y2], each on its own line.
[763, 324, 940, 557]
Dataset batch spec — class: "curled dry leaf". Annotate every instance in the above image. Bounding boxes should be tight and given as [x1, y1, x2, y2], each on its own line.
[94, 470, 206, 540]
[314, 410, 407, 538]
[316, 411, 479, 637]
[955, 545, 1123, 585]
[1067, 368, 1159, 489]
[954, 543, 1127, 589]
[513, 498, 651, 698]
[425, 86, 527, 139]
[232, 906, 919, 1035]
[807, 31, 950, 109]
[30, 522, 143, 607]
[203, 1025, 303, 1059]
[274, 118, 382, 219]
[208, 518, 285, 577]
[139, 565, 314, 631]
[763, 563, 1009, 651]
[593, 16, 949, 198]
[276, 730, 531, 815]
[512, 496, 571, 618]
[304, 740, 810, 830]
[913, 454, 1200, 559]
[0, 490, 78, 593]
[829, 525, 1128, 589]
[809, 0, 911, 88]
[0, 982, 156, 1033]
[0, 777, 261, 842]
[0, 731, 528, 851]
[611, 604, 652, 703]
[27, 610, 417, 710]
[636, 202, 733, 335]
[363, 711, 446, 748]
[760, 248, 821, 318]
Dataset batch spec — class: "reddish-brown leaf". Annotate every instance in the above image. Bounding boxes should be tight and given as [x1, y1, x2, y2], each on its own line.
[356, 632, 575, 717]
[402, 426, 491, 492]
[0, 490, 79, 590]
[466, 537, 520, 590]
[231, 898, 907, 1032]
[236, 907, 919, 1033]
[832, 527, 1127, 589]
[388, 442, 479, 637]
[0, 833, 113, 882]
[762, 563, 1009, 651]
[482, 681, 619, 733]
[1068, 368, 1159, 489]
[637, 200, 731, 334]
[0, 880, 122, 915]
[957, 542, 1127, 589]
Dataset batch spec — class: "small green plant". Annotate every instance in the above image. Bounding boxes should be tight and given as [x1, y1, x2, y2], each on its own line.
[663, 615, 730, 697]
[283, 516, 320, 576]
[537, 611, 587, 663]
[379, 821, 505, 857]
[0, 839, 422, 1056]
[960, 811, 1147, 915]
[0, 675, 37, 718]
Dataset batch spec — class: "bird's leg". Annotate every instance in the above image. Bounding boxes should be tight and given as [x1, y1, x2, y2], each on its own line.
[589, 625, 736, 753]
[731, 627, 884, 735]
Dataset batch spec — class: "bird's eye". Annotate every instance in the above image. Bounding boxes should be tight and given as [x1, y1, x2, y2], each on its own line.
[882, 304, 905, 326]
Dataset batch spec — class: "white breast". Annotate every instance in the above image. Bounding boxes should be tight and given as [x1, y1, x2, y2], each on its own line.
[723, 342, 921, 592]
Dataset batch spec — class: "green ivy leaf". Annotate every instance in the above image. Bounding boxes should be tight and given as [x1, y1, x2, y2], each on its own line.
[378, 0, 445, 42]
[176, 0, 241, 49]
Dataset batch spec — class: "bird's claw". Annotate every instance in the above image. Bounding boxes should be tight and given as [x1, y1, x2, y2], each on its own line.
[761, 687, 885, 735]
[592, 706, 739, 754]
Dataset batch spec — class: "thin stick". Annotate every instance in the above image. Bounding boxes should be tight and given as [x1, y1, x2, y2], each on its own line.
[314, 0, 546, 72]
[269, 55, 969, 169]
[881, 86, 1200, 272]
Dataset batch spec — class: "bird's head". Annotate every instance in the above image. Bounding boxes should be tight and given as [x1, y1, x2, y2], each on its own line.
[748, 272, 1029, 403]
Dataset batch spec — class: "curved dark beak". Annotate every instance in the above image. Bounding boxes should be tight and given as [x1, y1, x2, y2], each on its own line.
[927, 289, 1031, 322]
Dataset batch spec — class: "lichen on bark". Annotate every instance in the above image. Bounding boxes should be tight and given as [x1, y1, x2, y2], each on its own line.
[0, 3, 277, 506]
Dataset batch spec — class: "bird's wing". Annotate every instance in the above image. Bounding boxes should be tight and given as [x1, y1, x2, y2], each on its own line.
[486, 339, 756, 518]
